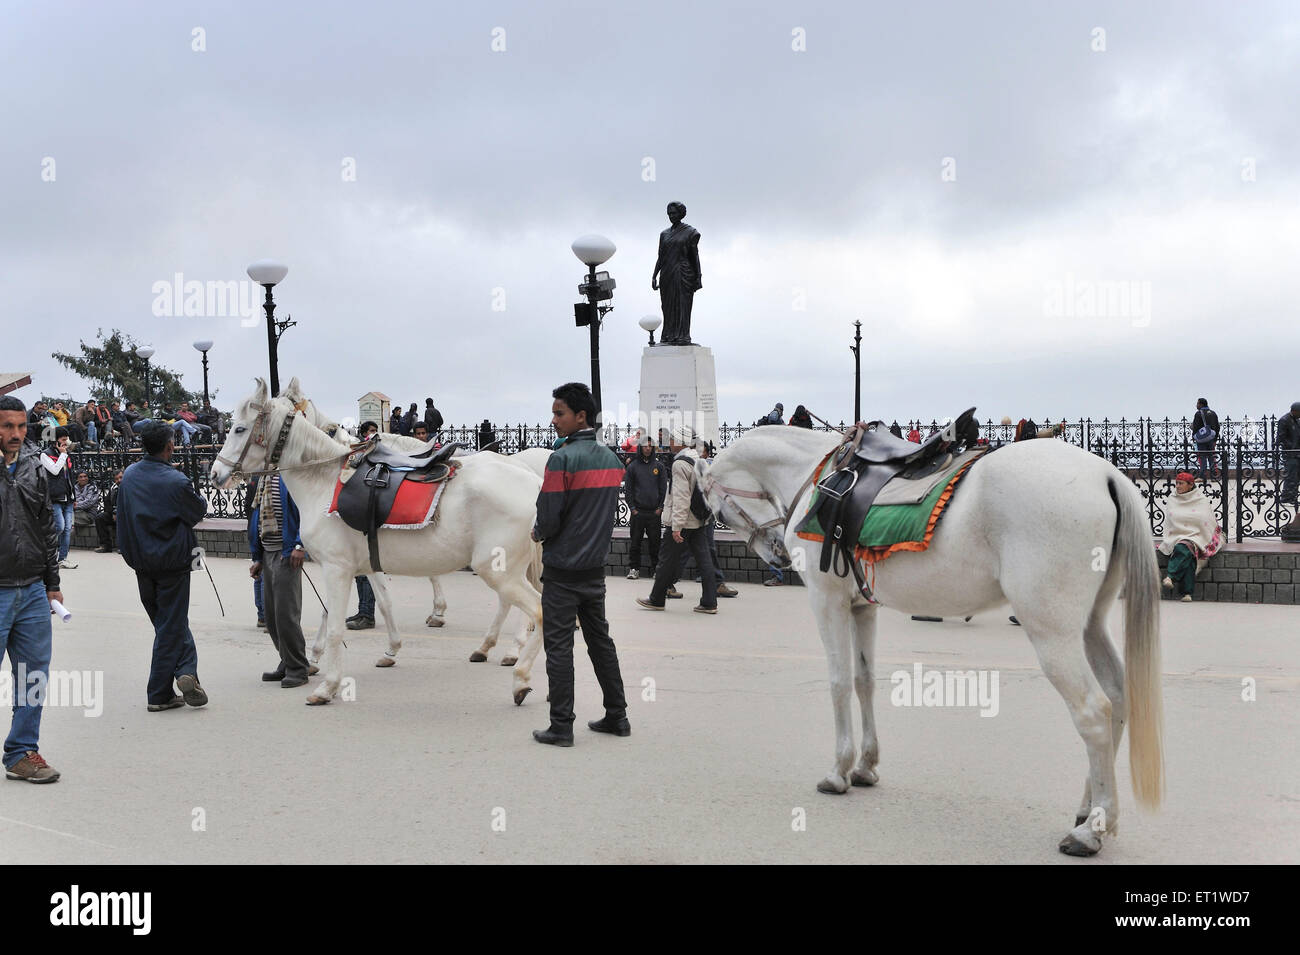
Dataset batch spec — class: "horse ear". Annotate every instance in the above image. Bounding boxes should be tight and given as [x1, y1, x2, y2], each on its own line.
[284, 376, 302, 400]
[252, 378, 268, 405]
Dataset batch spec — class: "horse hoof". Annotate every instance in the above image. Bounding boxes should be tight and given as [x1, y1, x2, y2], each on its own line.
[1058, 831, 1102, 857]
[375, 656, 395, 668]
[513, 686, 532, 706]
[469, 651, 488, 663]
[500, 656, 517, 667]
[816, 775, 850, 795]
[305, 695, 331, 706]
[426, 615, 445, 628]
[1075, 814, 1088, 827]
[850, 769, 878, 787]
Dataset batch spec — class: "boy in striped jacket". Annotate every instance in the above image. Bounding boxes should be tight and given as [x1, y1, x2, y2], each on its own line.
[530, 382, 629, 746]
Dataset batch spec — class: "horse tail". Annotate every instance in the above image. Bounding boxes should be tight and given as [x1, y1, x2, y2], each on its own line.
[1111, 475, 1165, 809]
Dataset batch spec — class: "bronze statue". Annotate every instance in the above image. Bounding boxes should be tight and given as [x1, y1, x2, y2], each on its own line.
[651, 201, 701, 345]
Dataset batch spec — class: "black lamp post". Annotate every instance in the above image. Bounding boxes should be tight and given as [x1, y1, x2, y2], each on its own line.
[193, 340, 213, 407]
[135, 345, 155, 407]
[571, 235, 617, 432]
[850, 320, 862, 424]
[246, 260, 291, 397]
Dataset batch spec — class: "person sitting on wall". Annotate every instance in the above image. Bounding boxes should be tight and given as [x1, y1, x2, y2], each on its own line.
[1159, 472, 1223, 602]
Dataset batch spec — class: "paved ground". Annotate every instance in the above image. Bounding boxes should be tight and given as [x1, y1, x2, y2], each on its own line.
[3, 551, 1296, 864]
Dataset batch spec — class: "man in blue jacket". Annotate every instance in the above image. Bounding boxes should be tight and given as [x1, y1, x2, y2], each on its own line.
[249, 472, 312, 687]
[622, 435, 667, 580]
[116, 423, 209, 711]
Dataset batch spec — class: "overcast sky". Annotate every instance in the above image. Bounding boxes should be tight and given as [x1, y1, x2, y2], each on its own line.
[4, 0, 1298, 428]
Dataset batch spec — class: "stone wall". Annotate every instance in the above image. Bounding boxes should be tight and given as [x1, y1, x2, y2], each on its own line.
[76, 523, 1297, 604]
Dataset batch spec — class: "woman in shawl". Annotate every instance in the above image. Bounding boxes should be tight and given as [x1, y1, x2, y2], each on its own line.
[788, 405, 814, 428]
[1159, 471, 1223, 601]
[651, 201, 702, 345]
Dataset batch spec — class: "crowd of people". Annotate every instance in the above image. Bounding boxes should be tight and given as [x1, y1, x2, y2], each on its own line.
[25, 396, 225, 451]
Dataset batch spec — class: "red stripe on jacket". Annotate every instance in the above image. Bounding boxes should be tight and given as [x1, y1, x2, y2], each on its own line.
[541, 467, 624, 492]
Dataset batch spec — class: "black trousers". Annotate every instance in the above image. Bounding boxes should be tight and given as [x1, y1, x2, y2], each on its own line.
[93, 512, 114, 550]
[1283, 450, 1300, 504]
[542, 574, 626, 729]
[627, 509, 661, 573]
[136, 571, 199, 705]
[649, 527, 717, 609]
[676, 520, 725, 586]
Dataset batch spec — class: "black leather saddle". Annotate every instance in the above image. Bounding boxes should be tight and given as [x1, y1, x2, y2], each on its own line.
[336, 441, 466, 572]
[796, 408, 979, 600]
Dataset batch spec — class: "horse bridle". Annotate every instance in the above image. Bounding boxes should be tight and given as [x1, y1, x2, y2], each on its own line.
[215, 400, 354, 478]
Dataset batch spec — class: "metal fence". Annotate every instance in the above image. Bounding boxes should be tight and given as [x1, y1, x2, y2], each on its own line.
[67, 415, 1296, 541]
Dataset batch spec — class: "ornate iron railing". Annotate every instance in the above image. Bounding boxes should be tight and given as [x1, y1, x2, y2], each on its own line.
[67, 414, 1294, 540]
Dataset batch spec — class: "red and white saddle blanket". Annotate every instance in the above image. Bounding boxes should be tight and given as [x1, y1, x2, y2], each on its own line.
[327, 472, 448, 530]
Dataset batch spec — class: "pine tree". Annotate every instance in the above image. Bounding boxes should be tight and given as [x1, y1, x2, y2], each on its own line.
[52, 328, 198, 408]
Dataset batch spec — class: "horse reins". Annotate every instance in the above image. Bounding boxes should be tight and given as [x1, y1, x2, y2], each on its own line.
[216, 400, 360, 479]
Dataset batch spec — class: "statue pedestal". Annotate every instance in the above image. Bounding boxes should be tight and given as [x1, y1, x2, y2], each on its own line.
[639, 344, 718, 446]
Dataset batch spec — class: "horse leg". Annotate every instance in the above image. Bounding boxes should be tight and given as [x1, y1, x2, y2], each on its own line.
[307, 566, 353, 705]
[810, 581, 857, 795]
[469, 595, 511, 663]
[371, 572, 402, 668]
[426, 576, 446, 628]
[1019, 620, 1118, 856]
[485, 570, 542, 706]
[310, 612, 327, 664]
[1080, 619, 1126, 830]
[849, 601, 880, 787]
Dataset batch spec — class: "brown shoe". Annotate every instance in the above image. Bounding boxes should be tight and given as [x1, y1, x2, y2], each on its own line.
[665, 586, 683, 599]
[693, 605, 718, 614]
[5, 751, 60, 783]
[636, 597, 665, 611]
[176, 674, 208, 708]
[147, 695, 185, 712]
[716, 583, 738, 598]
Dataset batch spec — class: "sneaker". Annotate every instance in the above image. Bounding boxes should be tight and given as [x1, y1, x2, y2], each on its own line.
[693, 605, 718, 614]
[665, 586, 683, 599]
[716, 583, 738, 598]
[1181, 594, 1192, 602]
[764, 578, 783, 587]
[636, 597, 665, 611]
[176, 674, 208, 708]
[1162, 576, 1173, 590]
[346, 615, 375, 630]
[626, 568, 639, 580]
[1009, 615, 1021, 626]
[5, 751, 60, 783]
[257, 618, 266, 629]
[59, 558, 78, 569]
[147, 695, 185, 712]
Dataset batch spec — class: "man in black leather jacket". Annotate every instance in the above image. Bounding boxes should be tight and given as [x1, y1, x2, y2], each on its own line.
[0, 396, 63, 783]
[1279, 402, 1300, 505]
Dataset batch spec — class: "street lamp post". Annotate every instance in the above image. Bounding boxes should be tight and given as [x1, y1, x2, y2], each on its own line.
[571, 235, 617, 431]
[850, 320, 862, 424]
[193, 340, 213, 407]
[246, 260, 291, 397]
[135, 345, 155, 407]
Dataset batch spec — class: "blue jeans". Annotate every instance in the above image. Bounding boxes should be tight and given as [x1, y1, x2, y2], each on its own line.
[86, 420, 98, 444]
[135, 571, 199, 705]
[173, 421, 200, 445]
[51, 500, 74, 561]
[356, 576, 375, 617]
[2, 582, 53, 768]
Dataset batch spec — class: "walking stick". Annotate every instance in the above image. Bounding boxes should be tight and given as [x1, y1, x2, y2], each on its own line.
[301, 566, 346, 648]
[203, 560, 225, 617]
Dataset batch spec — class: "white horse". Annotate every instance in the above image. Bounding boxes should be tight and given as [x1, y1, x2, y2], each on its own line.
[699, 425, 1164, 856]
[212, 380, 545, 705]
[283, 379, 549, 666]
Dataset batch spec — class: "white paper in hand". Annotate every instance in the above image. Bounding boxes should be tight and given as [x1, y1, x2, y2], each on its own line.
[50, 599, 71, 622]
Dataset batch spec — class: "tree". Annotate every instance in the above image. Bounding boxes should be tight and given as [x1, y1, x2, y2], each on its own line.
[52, 328, 199, 408]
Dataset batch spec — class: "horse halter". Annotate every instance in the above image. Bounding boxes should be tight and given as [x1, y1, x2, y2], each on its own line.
[216, 399, 343, 478]
[701, 471, 791, 555]
[214, 404, 274, 477]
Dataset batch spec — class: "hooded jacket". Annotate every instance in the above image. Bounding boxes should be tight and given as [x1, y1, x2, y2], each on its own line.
[623, 451, 667, 511]
[662, 447, 706, 532]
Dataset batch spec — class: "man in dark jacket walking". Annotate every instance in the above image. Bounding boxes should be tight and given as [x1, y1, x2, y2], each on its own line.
[1192, 398, 1220, 479]
[530, 382, 628, 746]
[116, 423, 209, 711]
[622, 436, 666, 580]
[423, 398, 443, 438]
[1279, 401, 1300, 506]
[0, 396, 63, 782]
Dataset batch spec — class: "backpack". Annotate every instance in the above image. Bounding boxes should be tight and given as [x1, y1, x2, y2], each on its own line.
[1194, 408, 1218, 445]
[669, 451, 711, 520]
